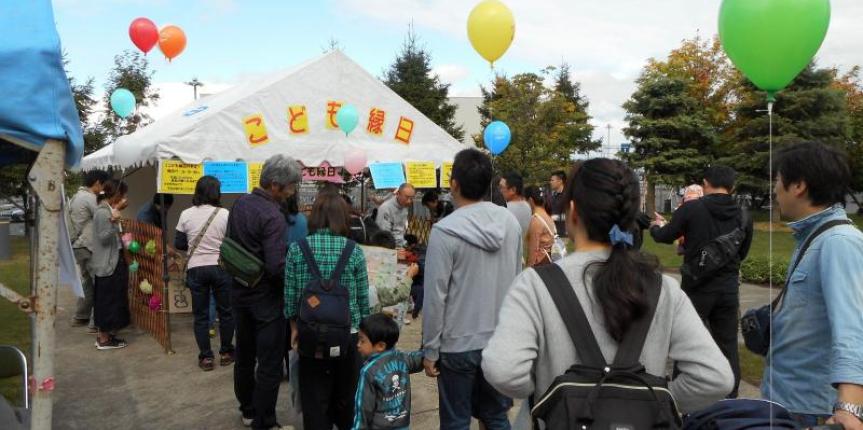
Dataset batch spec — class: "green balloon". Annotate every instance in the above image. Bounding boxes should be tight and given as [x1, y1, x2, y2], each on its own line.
[719, 0, 830, 99]
[128, 240, 141, 254]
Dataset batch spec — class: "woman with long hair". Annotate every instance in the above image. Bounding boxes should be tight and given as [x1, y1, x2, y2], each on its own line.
[91, 179, 131, 350]
[284, 192, 370, 430]
[481, 158, 733, 426]
[175, 175, 235, 371]
[524, 185, 557, 267]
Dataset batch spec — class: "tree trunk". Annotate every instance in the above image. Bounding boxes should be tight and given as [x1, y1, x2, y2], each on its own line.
[646, 178, 656, 215]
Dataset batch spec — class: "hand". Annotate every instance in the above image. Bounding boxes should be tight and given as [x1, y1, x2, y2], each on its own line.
[828, 410, 863, 430]
[110, 208, 122, 222]
[397, 248, 407, 260]
[423, 358, 440, 377]
[290, 324, 299, 350]
[652, 212, 667, 228]
[115, 197, 129, 211]
[406, 263, 420, 279]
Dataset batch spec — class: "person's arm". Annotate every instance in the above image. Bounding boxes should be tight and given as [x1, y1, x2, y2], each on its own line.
[526, 218, 544, 266]
[261, 213, 287, 281]
[173, 212, 188, 251]
[421, 228, 453, 365]
[284, 244, 300, 320]
[376, 204, 394, 235]
[819, 233, 863, 428]
[93, 207, 118, 245]
[404, 350, 425, 374]
[666, 279, 735, 412]
[353, 370, 376, 430]
[738, 210, 754, 261]
[353, 247, 370, 322]
[481, 270, 542, 399]
[649, 204, 689, 244]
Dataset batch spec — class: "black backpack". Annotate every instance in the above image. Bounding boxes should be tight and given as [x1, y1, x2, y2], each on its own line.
[531, 264, 682, 430]
[682, 399, 800, 430]
[296, 239, 355, 360]
[680, 207, 748, 283]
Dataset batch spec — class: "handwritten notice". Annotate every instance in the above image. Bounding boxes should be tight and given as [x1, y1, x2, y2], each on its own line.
[405, 161, 436, 188]
[158, 160, 203, 194]
[247, 162, 263, 192]
[203, 161, 249, 194]
[369, 162, 406, 189]
[440, 162, 453, 188]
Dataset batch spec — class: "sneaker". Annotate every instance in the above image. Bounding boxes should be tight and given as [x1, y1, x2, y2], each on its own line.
[220, 352, 235, 366]
[269, 424, 294, 430]
[241, 416, 253, 427]
[403, 317, 412, 325]
[198, 357, 214, 371]
[95, 337, 127, 350]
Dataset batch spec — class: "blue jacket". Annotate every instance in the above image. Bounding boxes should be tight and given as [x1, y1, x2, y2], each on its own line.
[352, 349, 423, 429]
[762, 206, 863, 414]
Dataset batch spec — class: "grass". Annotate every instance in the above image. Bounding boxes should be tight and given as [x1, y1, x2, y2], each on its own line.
[0, 237, 31, 406]
[739, 345, 765, 387]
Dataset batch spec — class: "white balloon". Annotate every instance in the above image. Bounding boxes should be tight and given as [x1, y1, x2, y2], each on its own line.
[112, 140, 141, 167]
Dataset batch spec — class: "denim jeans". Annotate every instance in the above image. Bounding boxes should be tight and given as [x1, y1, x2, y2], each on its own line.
[438, 350, 512, 430]
[186, 265, 235, 359]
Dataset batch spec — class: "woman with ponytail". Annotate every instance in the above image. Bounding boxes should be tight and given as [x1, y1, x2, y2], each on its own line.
[91, 179, 131, 350]
[481, 158, 733, 427]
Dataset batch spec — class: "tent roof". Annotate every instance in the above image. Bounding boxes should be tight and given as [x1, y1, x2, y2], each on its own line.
[82, 51, 465, 170]
[0, 0, 84, 169]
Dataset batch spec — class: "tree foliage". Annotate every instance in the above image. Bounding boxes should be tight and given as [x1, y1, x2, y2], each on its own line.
[475, 71, 598, 184]
[99, 50, 160, 144]
[384, 27, 464, 141]
[833, 66, 863, 196]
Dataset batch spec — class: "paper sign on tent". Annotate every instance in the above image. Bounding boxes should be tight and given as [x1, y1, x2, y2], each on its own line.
[394, 116, 414, 144]
[441, 162, 453, 188]
[243, 114, 270, 146]
[158, 160, 203, 194]
[248, 162, 263, 192]
[203, 162, 249, 194]
[405, 161, 436, 188]
[326, 100, 343, 129]
[369, 162, 406, 189]
[367, 108, 386, 136]
[288, 105, 309, 134]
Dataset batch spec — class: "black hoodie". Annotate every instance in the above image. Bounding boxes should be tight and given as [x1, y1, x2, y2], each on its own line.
[650, 193, 754, 293]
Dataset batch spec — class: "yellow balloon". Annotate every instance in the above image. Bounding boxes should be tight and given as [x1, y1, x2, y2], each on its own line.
[467, 0, 515, 66]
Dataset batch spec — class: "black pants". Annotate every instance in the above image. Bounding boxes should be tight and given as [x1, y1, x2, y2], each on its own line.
[410, 283, 424, 319]
[187, 265, 235, 360]
[298, 334, 361, 430]
[233, 304, 285, 429]
[687, 289, 740, 398]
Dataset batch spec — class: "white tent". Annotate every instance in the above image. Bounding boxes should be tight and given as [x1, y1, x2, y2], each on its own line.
[82, 50, 465, 171]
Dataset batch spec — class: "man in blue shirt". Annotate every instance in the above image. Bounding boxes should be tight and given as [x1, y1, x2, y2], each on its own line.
[766, 141, 863, 429]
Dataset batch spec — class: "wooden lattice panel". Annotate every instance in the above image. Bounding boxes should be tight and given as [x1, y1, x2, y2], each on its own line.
[407, 216, 433, 245]
[122, 220, 172, 352]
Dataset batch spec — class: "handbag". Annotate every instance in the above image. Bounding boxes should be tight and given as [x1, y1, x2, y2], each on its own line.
[740, 219, 852, 356]
[219, 222, 265, 288]
[534, 214, 568, 262]
[180, 207, 220, 285]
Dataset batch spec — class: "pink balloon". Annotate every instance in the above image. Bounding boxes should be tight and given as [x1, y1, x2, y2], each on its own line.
[343, 149, 367, 175]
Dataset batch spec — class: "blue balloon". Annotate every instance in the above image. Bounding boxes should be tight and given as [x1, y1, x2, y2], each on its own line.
[110, 88, 136, 119]
[336, 104, 359, 136]
[484, 121, 511, 155]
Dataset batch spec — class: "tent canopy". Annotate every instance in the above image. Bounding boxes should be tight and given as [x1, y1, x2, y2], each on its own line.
[0, 0, 84, 169]
[82, 51, 465, 171]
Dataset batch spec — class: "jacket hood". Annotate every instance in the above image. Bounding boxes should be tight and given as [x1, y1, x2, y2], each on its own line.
[700, 193, 740, 221]
[434, 202, 512, 252]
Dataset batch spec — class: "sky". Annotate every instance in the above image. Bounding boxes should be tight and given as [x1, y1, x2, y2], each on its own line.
[54, 0, 863, 149]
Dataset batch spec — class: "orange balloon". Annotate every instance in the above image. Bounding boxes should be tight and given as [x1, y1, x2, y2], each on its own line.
[158, 25, 186, 61]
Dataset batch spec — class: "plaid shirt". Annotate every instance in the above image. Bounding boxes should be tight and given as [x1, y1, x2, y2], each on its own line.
[284, 229, 370, 330]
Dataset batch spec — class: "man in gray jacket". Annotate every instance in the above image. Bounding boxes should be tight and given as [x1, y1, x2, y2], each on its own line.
[375, 183, 414, 248]
[68, 169, 109, 329]
[422, 148, 523, 430]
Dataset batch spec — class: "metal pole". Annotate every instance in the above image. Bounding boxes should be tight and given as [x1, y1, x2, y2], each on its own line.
[159, 193, 173, 353]
[27, 139, 65, 430]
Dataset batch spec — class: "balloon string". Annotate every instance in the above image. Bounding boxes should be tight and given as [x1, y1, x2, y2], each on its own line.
[767, 99, 774, 425]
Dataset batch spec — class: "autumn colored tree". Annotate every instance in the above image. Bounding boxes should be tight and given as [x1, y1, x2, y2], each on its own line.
[833, 66, 863, 205]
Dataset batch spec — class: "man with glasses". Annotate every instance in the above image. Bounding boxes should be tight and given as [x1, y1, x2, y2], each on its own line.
[376, 183, 415, 248]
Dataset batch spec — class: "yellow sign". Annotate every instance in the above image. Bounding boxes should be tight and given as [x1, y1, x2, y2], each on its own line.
[243, 113, 270, 146]
[394, 116, 414, 144]
[159, 160, 203, 195]
[248, 162, 263, 192]
[288, 105, 309, 134]
[367, 108, 385, 136]
[404, 161, 436, 188]
[441, 162, 453, 188]
[325, 100, 343, 129]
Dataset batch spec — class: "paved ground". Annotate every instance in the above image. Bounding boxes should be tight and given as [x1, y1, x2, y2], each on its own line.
[52, 276, 772, 429]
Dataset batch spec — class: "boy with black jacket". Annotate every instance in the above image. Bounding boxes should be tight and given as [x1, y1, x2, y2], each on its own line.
[353, 314, 423, 430]
[650, 166, 754, 398]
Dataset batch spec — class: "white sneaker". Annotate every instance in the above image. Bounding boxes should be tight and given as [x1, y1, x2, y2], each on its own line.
[241, 417, 253, 427]
[404, 317, 412, 325]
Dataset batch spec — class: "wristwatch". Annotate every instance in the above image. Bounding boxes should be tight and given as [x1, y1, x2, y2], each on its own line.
[833, 401, 863, 421]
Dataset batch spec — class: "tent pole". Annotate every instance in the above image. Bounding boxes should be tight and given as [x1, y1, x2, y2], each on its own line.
[159, 193, 173, 353]
[27, 139, 65, 430]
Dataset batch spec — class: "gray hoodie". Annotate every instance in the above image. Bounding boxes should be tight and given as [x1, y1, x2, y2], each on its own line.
[482, 250, 734, 427]
[422, 202, 523, 361]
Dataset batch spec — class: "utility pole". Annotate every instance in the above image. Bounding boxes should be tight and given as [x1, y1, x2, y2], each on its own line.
[185, 78, 203, 100]
[606, 124, 613, 157]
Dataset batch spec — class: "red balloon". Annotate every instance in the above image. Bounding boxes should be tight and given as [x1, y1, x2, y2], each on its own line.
[129, 18, 159, 54]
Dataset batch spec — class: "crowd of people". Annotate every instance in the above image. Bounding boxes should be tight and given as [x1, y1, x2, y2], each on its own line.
[65, 140, 863, 430]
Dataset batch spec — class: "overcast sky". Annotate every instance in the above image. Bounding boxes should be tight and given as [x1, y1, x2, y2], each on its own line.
[55, 0, 862, 148]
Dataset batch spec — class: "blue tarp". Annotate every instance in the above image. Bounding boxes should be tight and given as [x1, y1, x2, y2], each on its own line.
[0, 0, 84, 169]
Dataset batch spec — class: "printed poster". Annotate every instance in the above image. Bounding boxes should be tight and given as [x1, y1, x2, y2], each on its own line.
[203, 161, 249, 194]
[158, 160, 204, 194]
[404, 161, 436, 188]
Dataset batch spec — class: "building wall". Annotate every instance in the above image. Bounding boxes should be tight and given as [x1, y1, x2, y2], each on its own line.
[449, 97, 483, 146]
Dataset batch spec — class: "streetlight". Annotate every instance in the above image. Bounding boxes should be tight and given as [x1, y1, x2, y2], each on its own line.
[185, 78, 204, 100]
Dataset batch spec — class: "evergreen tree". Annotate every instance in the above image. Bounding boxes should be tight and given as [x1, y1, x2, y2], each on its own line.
[554, 63, 589, 112]
[100, 50, 160, 144]
[722, 64, 850, 200]
[622, 73, 717, 214]
[384, 26, 464, 141]
[476, 72, 598, 184]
